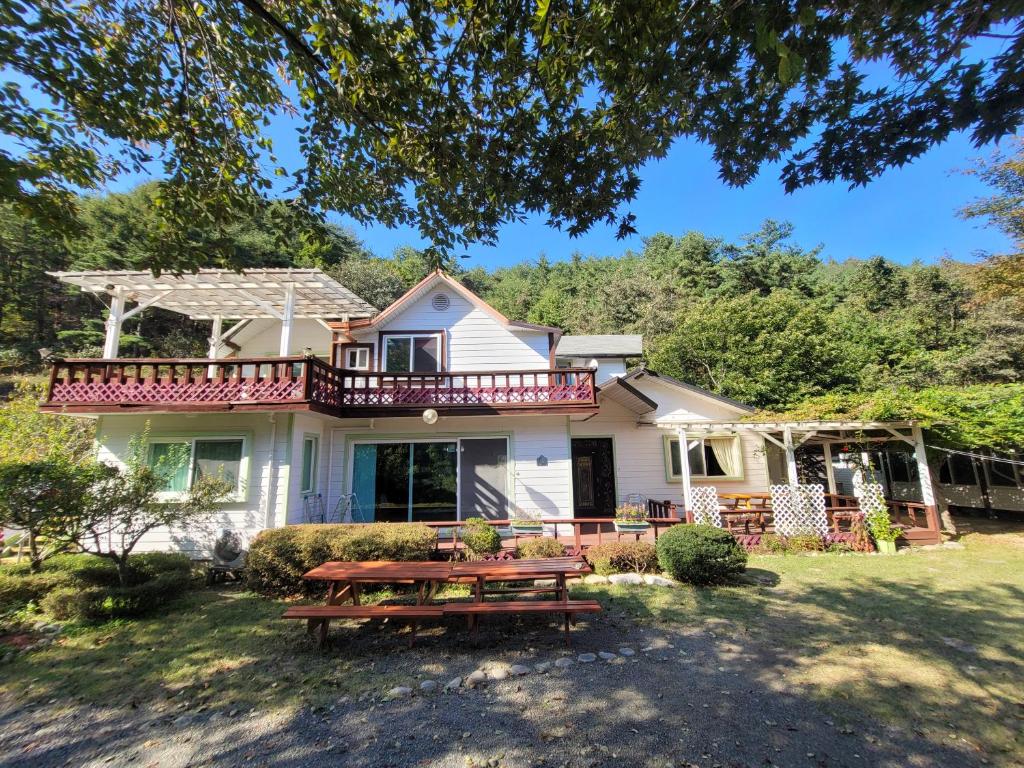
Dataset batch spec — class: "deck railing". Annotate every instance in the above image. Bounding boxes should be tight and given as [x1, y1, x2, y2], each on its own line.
[44, 358, 597, 413]
[337, 368, 596, 410]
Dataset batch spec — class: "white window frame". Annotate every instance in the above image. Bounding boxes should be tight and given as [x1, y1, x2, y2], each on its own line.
[382, 333, 442, 372]
[300, 434, 319, 495]
[148, 434, 249, 503]
[344, 347, 370, 370]
[663, 434, 744, 482]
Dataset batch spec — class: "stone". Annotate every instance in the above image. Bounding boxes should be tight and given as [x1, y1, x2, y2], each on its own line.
[533, 579, 557, 588]
[598, 651, 617, 661]
[465, 671, 488, 687]
[607, 573, 644, 585]
[583, 574, 609, 585]
[554, 657, 574, 669]
[386, 686, 413, 699]
[608, 656, 627, 665]
[618, 647, 636, 657]
[534, 661, 553, 674]
[488, 667, 508, 681]
[643, 575, 677, 588]
[943, 541, 965, 550]
[577, 653, 597, 663]
[444, 677, 462, 692]
[419, 680, 439, 693]
[509, 664, 531, 676]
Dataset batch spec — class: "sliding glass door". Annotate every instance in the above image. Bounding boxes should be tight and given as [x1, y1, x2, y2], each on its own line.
[351, 441, 458, 522]
[349, 437, 507, 522]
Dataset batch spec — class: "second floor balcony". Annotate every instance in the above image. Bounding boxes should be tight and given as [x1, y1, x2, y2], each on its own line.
[41, 357, 599, 417]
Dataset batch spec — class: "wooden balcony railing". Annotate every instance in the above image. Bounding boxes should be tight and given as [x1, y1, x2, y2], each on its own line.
[43, 359, 597, 415]
[44, 356, 342, 412]
[336, 368, 597, 411]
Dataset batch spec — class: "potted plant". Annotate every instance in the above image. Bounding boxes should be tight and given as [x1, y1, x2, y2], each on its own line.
[863, 503, 900, 554]
[613, 504, 650, 533]
[509, 511, 544, 536]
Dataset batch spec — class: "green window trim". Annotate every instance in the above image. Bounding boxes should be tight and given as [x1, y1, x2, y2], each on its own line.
[663, 434, 744, 482]
[301, 434, 319, 495]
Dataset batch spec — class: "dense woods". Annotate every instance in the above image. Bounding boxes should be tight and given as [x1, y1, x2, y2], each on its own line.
[1, 141, 1022, 417]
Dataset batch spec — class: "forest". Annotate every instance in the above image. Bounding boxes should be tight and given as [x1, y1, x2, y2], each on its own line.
[0, 144, 1021, 419]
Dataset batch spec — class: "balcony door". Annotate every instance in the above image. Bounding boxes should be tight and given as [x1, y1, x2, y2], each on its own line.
[459, 438, 508, 520]
[571, 438, 616, 517]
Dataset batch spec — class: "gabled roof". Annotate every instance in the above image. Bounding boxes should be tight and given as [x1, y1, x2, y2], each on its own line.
[49, 268, 376, 321]
[557, 334, 643, 357]
[623, 366, 754, 413]
[597, 375, 658, 415]
[364, 270, 561, 336]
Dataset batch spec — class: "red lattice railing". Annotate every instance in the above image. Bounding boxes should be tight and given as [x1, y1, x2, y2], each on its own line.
[337, 368, 596, 409]
[45, 359, 596, 413]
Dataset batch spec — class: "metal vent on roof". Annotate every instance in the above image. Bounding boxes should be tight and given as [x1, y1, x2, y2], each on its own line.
[431, 293, 450, 311]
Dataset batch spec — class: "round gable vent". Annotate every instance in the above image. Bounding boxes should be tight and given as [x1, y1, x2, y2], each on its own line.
[431, 293, 451, 311]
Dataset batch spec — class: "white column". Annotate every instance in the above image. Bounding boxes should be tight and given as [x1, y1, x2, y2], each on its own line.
[278, 283, 296, 357]
[676, 426, 692, 514]
[783, 426, 799, 485]
[822, 443, 837, 495]
[911, 425, 936, 507]
[207, 315, 223, 359]
[102, 287, 126, 358]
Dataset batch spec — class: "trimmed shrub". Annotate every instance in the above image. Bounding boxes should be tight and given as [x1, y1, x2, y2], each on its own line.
[247, 523, 438, 596]
[516, 537, 566, 559]
[461, 518, 502, 559]
[586, 541, 658, 576]
[656, 524, 747, 585]
[40, 570, 192, 621]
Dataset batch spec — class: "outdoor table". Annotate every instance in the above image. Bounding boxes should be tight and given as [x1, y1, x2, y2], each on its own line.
[450, 556, 591, 602]
[302, 560, 455, 608]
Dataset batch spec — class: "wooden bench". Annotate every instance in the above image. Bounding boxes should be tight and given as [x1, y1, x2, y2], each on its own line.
[284, 604, 445, 647]
[443, 599, 602, 644]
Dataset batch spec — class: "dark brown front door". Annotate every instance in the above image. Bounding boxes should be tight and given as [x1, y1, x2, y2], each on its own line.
[571, 438, 616, 517]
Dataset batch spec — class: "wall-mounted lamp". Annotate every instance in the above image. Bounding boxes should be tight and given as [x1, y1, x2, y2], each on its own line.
[422, 408, 439, 425]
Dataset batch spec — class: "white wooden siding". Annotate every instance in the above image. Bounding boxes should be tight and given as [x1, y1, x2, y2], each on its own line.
[93, 412, 292, 555]
[229, 318, 332, 358]
[358, 289, 550, 371]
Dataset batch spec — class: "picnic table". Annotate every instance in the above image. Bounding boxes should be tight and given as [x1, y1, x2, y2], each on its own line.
[284, 557, 599, 647]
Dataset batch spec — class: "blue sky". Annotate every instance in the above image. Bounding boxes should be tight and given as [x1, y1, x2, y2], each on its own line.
[333, 130, 1012, 269]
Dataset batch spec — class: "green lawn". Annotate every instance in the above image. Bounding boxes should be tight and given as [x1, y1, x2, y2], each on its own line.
[2, 525, 1022, 762]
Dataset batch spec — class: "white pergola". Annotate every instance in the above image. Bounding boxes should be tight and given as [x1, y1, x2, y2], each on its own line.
[50, 269, 377, 358]
[646, 419, 937, 512]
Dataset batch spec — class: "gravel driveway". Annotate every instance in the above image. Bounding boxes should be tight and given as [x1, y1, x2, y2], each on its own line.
[0, 610, 983, 768]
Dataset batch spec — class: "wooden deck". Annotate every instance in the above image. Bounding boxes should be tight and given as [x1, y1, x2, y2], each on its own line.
[41, 357, 599, 416]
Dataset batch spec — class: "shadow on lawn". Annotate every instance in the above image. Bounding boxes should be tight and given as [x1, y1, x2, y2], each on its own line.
[3, 574, 1018, 767]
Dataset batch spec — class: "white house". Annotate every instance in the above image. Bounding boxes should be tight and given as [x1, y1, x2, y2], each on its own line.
[42, 268, 961, 552]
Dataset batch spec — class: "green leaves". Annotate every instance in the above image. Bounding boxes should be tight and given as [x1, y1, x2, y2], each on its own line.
[1, 0, 1023, 261]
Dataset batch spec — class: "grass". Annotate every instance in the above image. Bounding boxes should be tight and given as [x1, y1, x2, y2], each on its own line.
[1, 523, 1021, 762]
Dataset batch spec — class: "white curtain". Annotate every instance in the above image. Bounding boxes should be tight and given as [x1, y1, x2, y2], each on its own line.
[707, 437, 740, 477]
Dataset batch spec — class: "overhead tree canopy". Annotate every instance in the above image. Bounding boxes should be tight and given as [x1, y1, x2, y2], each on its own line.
[1, 1, 1021, 266]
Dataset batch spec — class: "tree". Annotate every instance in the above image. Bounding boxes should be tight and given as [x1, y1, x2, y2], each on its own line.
[0, 382, 96, 464]
[2, 2, 1021, 263]
[78, 435, 230, 586]
[0, 459, 103, 571]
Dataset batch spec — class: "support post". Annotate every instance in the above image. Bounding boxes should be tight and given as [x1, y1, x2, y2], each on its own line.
[822, 443, 837, 496]
[207, 315, 223, 378]
[911, 424, 945, 535]
[278, 283, 296, 357]
[102, 287, 126, 358]
[783, 426, 799, 485]
[676, 426, 692, 515]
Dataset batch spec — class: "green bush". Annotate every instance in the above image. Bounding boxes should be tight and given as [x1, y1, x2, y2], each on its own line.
[788, 533, 826, 552]
[656, 524, 747, 585]
[246, 523, 439, 596]
[516, 537, 565, 559]
[757, 534, 788, 554]
[586, 541, 658, 575]
[1, 551, 195, 620]
[41, 570, 192, 621]
[461, 518, 502, 559]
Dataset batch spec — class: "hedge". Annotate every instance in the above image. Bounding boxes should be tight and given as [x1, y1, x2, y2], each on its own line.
[656, 524, 747, 585]
[516, 537, 566, 559]
[0, 552, 195, 620]
[586, 541, 658, 575]
[246, 523, 438, 596]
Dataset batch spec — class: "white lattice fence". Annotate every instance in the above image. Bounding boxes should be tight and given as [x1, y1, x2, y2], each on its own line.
[854, 482, 888, 518]
[770, 484, 828, 536]
[689, 486, 722, 527]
